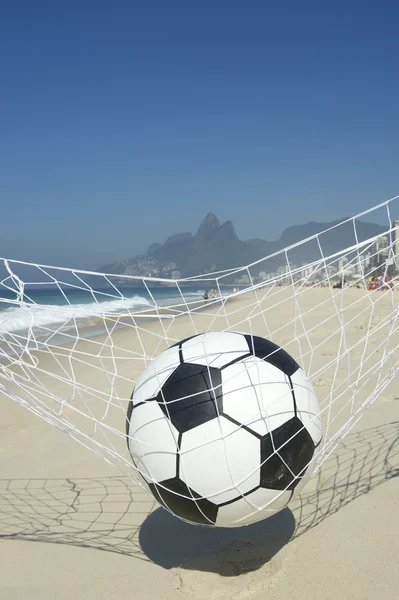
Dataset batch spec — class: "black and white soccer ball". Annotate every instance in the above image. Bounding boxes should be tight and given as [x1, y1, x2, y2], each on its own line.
[126, 331, 322, 527]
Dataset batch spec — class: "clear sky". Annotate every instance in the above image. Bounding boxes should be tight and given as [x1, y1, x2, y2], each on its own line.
[1, 1, 398, 270]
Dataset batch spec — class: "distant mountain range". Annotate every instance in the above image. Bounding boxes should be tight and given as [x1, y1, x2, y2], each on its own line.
[92, 212, 387, 282]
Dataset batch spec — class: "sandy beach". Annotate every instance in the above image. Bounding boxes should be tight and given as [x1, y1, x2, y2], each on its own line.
[1, 285, 398, 599]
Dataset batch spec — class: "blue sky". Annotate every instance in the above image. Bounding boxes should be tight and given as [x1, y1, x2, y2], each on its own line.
[1, 1, 398, 269]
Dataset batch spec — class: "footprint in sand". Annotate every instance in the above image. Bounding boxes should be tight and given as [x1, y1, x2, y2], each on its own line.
[381, 393, 399, 402]
[313, 378, 334, 388]
[169, 539, 286, 599]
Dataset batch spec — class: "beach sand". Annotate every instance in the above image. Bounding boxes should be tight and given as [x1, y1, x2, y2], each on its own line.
[1, 285, 398, 599]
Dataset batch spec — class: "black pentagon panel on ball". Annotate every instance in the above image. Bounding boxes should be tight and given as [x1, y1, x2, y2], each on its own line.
[244, 334, 299, 376]
[260, 417, 315, 491]
[168, 335, 199, 349]
[149, 477, 218, 525]
[125, 396, 157, 440]
[156, 363, 223, 433]
[126, 398, 134, 438]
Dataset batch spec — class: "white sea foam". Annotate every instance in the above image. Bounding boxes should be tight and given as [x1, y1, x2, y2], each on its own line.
[0, 295, 154, 334]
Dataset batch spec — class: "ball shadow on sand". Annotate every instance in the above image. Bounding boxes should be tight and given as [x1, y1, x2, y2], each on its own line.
[1, 422, 396, 577]
[139, 505, 295, 576]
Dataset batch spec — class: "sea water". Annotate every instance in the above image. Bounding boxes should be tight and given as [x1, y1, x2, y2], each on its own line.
[0, 285, 227, 361]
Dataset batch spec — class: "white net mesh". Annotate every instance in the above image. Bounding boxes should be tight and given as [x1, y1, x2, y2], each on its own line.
[1, 196, 399, 526]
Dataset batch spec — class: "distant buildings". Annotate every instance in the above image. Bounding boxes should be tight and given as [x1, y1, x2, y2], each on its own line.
[364, 252, 371, 269]
[236, 274, 250, 285]
[300, 265, 316, 281]
[370, 236, 388, 270]
[230, 225, 399, 286]
[337, 256, 348, 273]
[277, 265, 291, 283]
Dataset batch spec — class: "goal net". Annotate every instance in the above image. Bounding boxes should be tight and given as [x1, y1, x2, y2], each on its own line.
[1, 196, 399, 521]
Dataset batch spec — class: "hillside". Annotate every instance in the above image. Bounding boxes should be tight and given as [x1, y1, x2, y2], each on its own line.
[90, 213, 387, 281]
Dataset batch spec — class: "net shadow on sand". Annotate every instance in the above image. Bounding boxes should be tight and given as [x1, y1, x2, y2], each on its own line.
[0, 421, 398, 576]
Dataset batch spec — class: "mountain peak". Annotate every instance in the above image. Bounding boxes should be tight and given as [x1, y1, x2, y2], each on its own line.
[91, 209, 387, 283]
[220, 220, 236, 234]
[198, 213, 220, 231]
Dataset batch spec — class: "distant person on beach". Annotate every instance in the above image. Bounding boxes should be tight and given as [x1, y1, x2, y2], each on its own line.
[203, 290, 209, 301]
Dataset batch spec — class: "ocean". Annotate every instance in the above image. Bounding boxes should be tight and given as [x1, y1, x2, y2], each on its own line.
[0, 285, 230, 359]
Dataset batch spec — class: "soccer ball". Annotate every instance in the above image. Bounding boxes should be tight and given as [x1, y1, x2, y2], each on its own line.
[126, 332, 322, 527]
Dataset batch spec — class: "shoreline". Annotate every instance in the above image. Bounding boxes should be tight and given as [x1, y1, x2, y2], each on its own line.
[1, 284, 397, 367]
